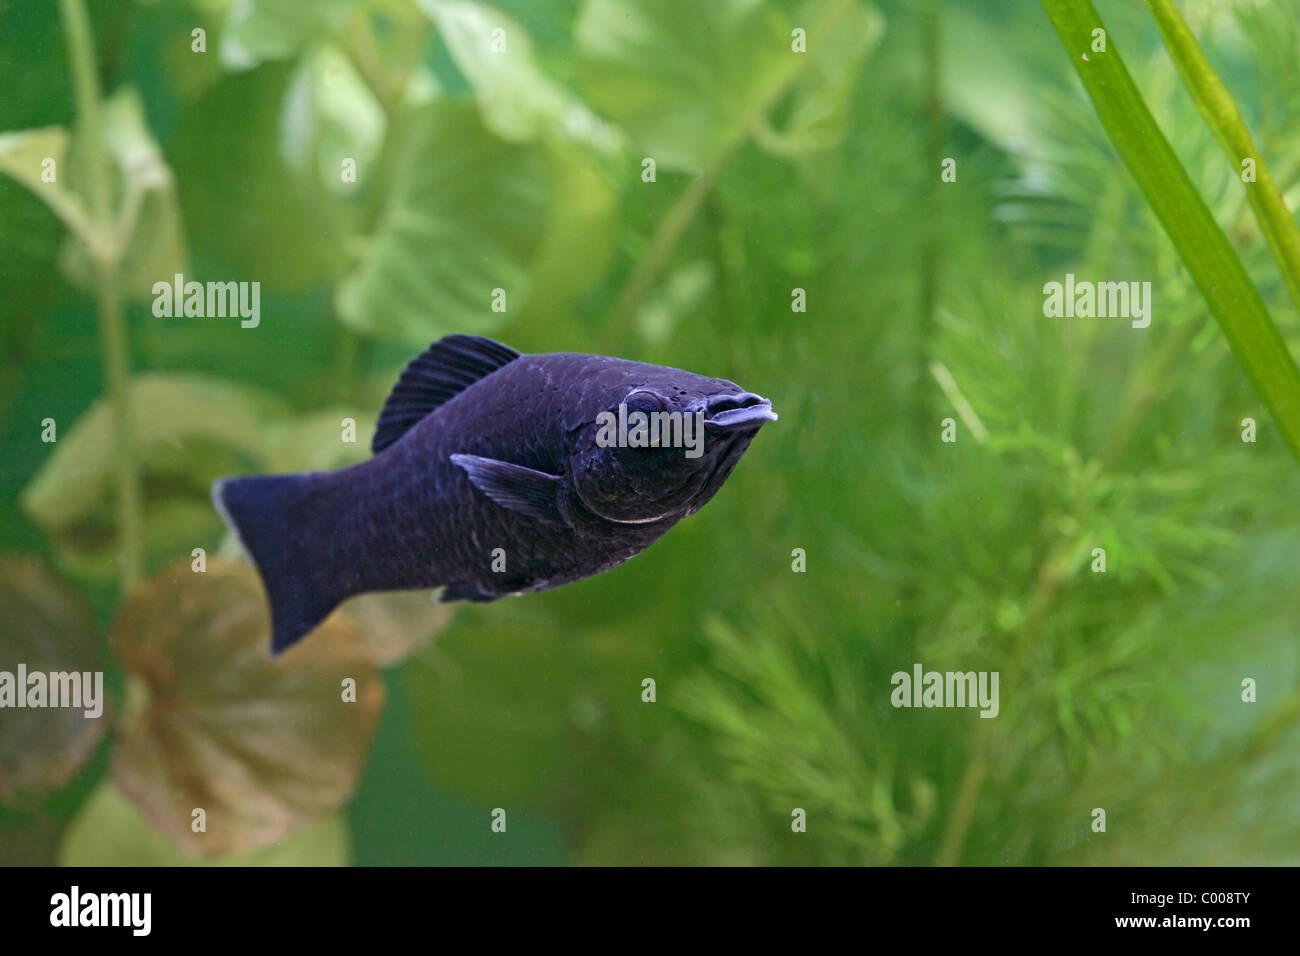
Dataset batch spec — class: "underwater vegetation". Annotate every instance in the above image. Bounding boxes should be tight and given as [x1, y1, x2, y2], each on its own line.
[3, 0, 1300, 866]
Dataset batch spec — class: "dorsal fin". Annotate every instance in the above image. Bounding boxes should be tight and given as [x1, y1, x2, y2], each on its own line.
[372, 335, 520, 453]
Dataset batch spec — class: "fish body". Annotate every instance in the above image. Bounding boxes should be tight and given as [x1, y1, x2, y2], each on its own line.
[213, 335, 777, 654]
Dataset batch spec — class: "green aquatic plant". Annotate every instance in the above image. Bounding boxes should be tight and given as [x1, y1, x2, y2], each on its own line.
[1040, 0, 1300, 461]
[3, 0, 1300, 867]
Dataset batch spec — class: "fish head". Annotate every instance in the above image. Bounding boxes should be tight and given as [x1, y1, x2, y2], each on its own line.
[567, 369, 777, 524]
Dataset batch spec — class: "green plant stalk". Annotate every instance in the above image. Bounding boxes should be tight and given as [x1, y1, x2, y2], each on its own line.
[917, 0, 942, 441]
[59, 0, 108, 223]
[59, 0, 143, 589]
[1146, 0, 1300, 318]
[605, 153, 732, 339]
[1040, 0, 1300, 466]
[906, 0, 942, 735]
[604, 0, 857, 345]
[341, 11, 397, 119]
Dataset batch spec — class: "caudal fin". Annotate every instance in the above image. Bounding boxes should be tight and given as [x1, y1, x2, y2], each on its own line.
[212, 474, 343, 656]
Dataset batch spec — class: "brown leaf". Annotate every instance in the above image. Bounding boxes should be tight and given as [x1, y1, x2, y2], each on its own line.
[110, 559, 384, 856]
[0, 555, 107, 805]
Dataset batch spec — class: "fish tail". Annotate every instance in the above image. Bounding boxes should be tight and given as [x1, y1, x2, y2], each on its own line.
[212, 473, 343, 656]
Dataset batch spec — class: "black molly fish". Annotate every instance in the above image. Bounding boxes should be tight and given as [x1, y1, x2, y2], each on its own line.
[213, 335, 777, 655]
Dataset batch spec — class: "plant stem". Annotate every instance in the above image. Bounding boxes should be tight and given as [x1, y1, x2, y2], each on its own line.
[342, 11, 398, 120]
[936, 727, 989, 865]
[1146, 0, 1300, 317]
[59, 0, 143, 589]
[605, 154, 732, 341]
[917, 0, 942, 441]
[603, 0, 857, 346]
[903, 0, 943, 704]
[1040, 0, 1300, 465]
[59, 0, 108, 220]
[93, 262, 141, 588]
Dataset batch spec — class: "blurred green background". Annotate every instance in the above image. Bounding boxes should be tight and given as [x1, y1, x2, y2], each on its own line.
[3, 0, 1300, 865]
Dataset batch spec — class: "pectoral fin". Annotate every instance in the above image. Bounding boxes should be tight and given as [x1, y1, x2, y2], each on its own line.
[451, 454, 564, 522]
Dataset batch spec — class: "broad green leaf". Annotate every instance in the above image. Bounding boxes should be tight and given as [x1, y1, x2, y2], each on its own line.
[264, 407, 373, 473]
[219, 0, 358, 70]
[154, 7, 228, 101]
[576, 0, 790, 172]
[0, 126, 96, 242]
[0, 3, 70, 343]
[60, 87, 188, 302]
[939, 2, 1051, 154]
[60, 782, 350, 866]
[100, 89, 187, 297]
[0, 129, 76, 362]
[761, 0, 883, 155]
[0, 556, 107, 805]
[575, 0, 874, 171]
[20, 373, 280, 533]
[0, 175, 64, 363]
[0, 126, 68, 198]
[524, 141, 617, 317]
[336, 101, 549, 344]
[111, 559, 384, 856]
[282, 44, 386, 197]
[171, 63, 353, 290]
[418, 0, 618, 151]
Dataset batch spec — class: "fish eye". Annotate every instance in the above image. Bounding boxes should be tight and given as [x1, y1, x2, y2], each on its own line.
[625, 389, 665, 413]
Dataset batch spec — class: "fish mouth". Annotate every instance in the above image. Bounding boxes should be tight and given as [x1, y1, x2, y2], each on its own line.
[704, 392, 778, 430]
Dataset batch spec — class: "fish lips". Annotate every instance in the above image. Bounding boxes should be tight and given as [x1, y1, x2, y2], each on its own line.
[703, 392, 778, 431]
